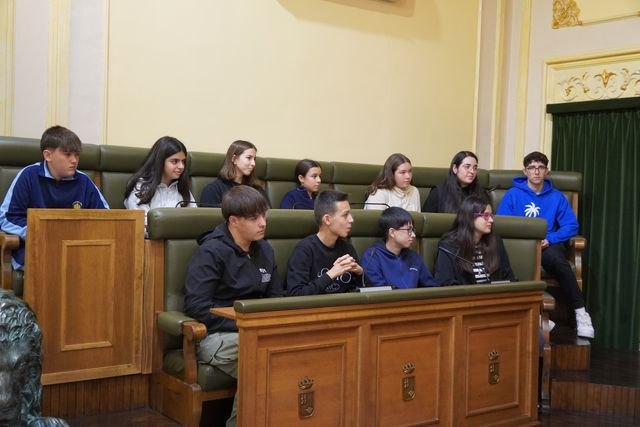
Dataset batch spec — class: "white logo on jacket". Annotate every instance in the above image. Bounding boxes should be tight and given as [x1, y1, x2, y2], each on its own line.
[524, 202, 540, 217]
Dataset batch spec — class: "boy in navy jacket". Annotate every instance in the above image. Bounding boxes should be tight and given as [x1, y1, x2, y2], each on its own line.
[497, 151, 594, 338]
[0, 126, 109, 270]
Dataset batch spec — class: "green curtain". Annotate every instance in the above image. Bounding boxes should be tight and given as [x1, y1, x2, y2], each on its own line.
[551, 108, 640, 350]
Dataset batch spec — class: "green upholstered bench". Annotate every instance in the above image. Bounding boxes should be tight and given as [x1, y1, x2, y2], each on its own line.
[145, 206, 551, 425]
[97, 145, 149, 209]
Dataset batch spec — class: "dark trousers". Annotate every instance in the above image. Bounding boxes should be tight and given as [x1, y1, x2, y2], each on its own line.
[542, 243, 585, 309]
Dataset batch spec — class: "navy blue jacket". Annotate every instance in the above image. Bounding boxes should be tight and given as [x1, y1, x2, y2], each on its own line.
[0, 162, 109, 268]
[279, 186, 316, 210]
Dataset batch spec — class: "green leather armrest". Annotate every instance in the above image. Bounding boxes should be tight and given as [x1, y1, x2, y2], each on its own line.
[157, 310, 198, 336]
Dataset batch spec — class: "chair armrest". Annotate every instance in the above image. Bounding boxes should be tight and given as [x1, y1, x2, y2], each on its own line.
[0, 232, 19, 291]
[568, 235, 586, 290]
[157, 310, 199, 336]
[539, 291, 555, 409]
[156, 311, 209, 384]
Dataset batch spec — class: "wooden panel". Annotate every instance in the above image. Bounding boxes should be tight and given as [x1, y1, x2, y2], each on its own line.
[42, 374, 149, 418]
[224, 289, 543, 426]
[369, 317, 453, 426]
[243, 326, 359, 426]
[24, 209, 145, 384]
[456, 308, 537, 427]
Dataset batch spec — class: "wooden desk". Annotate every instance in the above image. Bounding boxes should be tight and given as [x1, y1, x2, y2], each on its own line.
[213, 283, 543, 426]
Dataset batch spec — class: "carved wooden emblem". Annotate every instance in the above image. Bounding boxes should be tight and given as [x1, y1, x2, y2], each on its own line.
[298, 376, 314, 418]
[488, 350, 500, 385]
[402, 361, 416, 401]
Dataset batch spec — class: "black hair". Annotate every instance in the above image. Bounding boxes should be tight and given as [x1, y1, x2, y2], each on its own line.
[124, 136, 191, 205]
[221, 185, 269, 220]
[440, 194, 499, 273]
[40, 125, 82, 154]
[439, 151, 484, 213]
[314, 190, 349, 225]
[378, 207, 414, 241]
[294, 159, 321, 183]
[523, 151, 549, 167]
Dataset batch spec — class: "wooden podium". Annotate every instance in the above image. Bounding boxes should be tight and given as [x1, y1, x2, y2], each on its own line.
[214, 284, 544, 426]
[24, 209, 145, 385]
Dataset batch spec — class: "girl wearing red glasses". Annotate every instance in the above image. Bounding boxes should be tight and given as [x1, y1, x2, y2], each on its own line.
[435, 194, 515, 285]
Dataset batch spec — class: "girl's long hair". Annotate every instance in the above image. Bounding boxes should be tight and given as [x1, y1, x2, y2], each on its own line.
[366, 153, 412, 197]
[218, 140, 258, 186]
[124, 136, 191, 205]
[440, 194, 499, 273]
[440, 151, 484, 213]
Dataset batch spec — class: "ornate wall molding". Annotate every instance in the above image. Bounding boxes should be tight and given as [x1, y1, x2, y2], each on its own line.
[557, 67, 640, 102]
[552, 0, 581, 29]
[546, 51, 640, 103]
[542, 49, 640, 154]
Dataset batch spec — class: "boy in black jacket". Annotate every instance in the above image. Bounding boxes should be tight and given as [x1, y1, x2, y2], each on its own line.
[286, 190, 363, 295]
[183, 185, 283, 427]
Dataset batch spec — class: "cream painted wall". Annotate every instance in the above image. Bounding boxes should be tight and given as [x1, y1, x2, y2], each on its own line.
[13, 0, 48, 137]
[105, 0, 480, 167]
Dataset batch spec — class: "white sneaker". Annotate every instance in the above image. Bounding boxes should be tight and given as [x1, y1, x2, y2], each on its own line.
[576, 312, 595, 338]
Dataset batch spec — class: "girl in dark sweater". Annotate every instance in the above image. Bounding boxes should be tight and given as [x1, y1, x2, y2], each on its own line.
[435, 194, 515, 285]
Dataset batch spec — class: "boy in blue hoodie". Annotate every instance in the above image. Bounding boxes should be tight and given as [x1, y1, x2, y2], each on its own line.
[361, 207, 438, 288]
[496, 151, 594, 339]
[183, 185, 283, 427]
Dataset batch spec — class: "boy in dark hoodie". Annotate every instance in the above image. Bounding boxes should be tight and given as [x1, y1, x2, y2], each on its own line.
[183, 185, 283, 427]
[496, 151, 594, 339]
[286, 190, 363, 295]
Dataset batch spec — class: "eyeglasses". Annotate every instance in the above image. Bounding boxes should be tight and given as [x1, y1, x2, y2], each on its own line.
[525, 166, 548, 173]
[396, 227, 416, 235]
[474, 212, 494, 221]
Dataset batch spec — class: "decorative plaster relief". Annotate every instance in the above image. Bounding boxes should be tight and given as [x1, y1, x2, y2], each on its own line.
[558, 67, 640, 101]
[547, 52, 640, 103]
[552, 0, 581, 28]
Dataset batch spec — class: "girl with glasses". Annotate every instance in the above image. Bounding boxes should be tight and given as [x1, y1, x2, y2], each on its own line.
[422, 151, 486, 213]
[361, 207, 437, 288]
[435, 195, 515, 285]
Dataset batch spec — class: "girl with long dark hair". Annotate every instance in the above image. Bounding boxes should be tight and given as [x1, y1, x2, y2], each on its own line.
[435, 194, 515, 285]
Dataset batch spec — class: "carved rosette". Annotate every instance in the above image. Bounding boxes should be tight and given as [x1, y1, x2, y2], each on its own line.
[553, 0, 581, 29]
[558, 68, 640, 101]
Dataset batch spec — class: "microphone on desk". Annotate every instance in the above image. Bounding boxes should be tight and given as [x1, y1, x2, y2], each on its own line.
[175, 200, 221, 208]
[438, 245, 475, 265]
[349, 202, 391, 209]
[361, 247, 377, 288]
[357, 247, 393, 292]
[437, 246, 510, 285]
